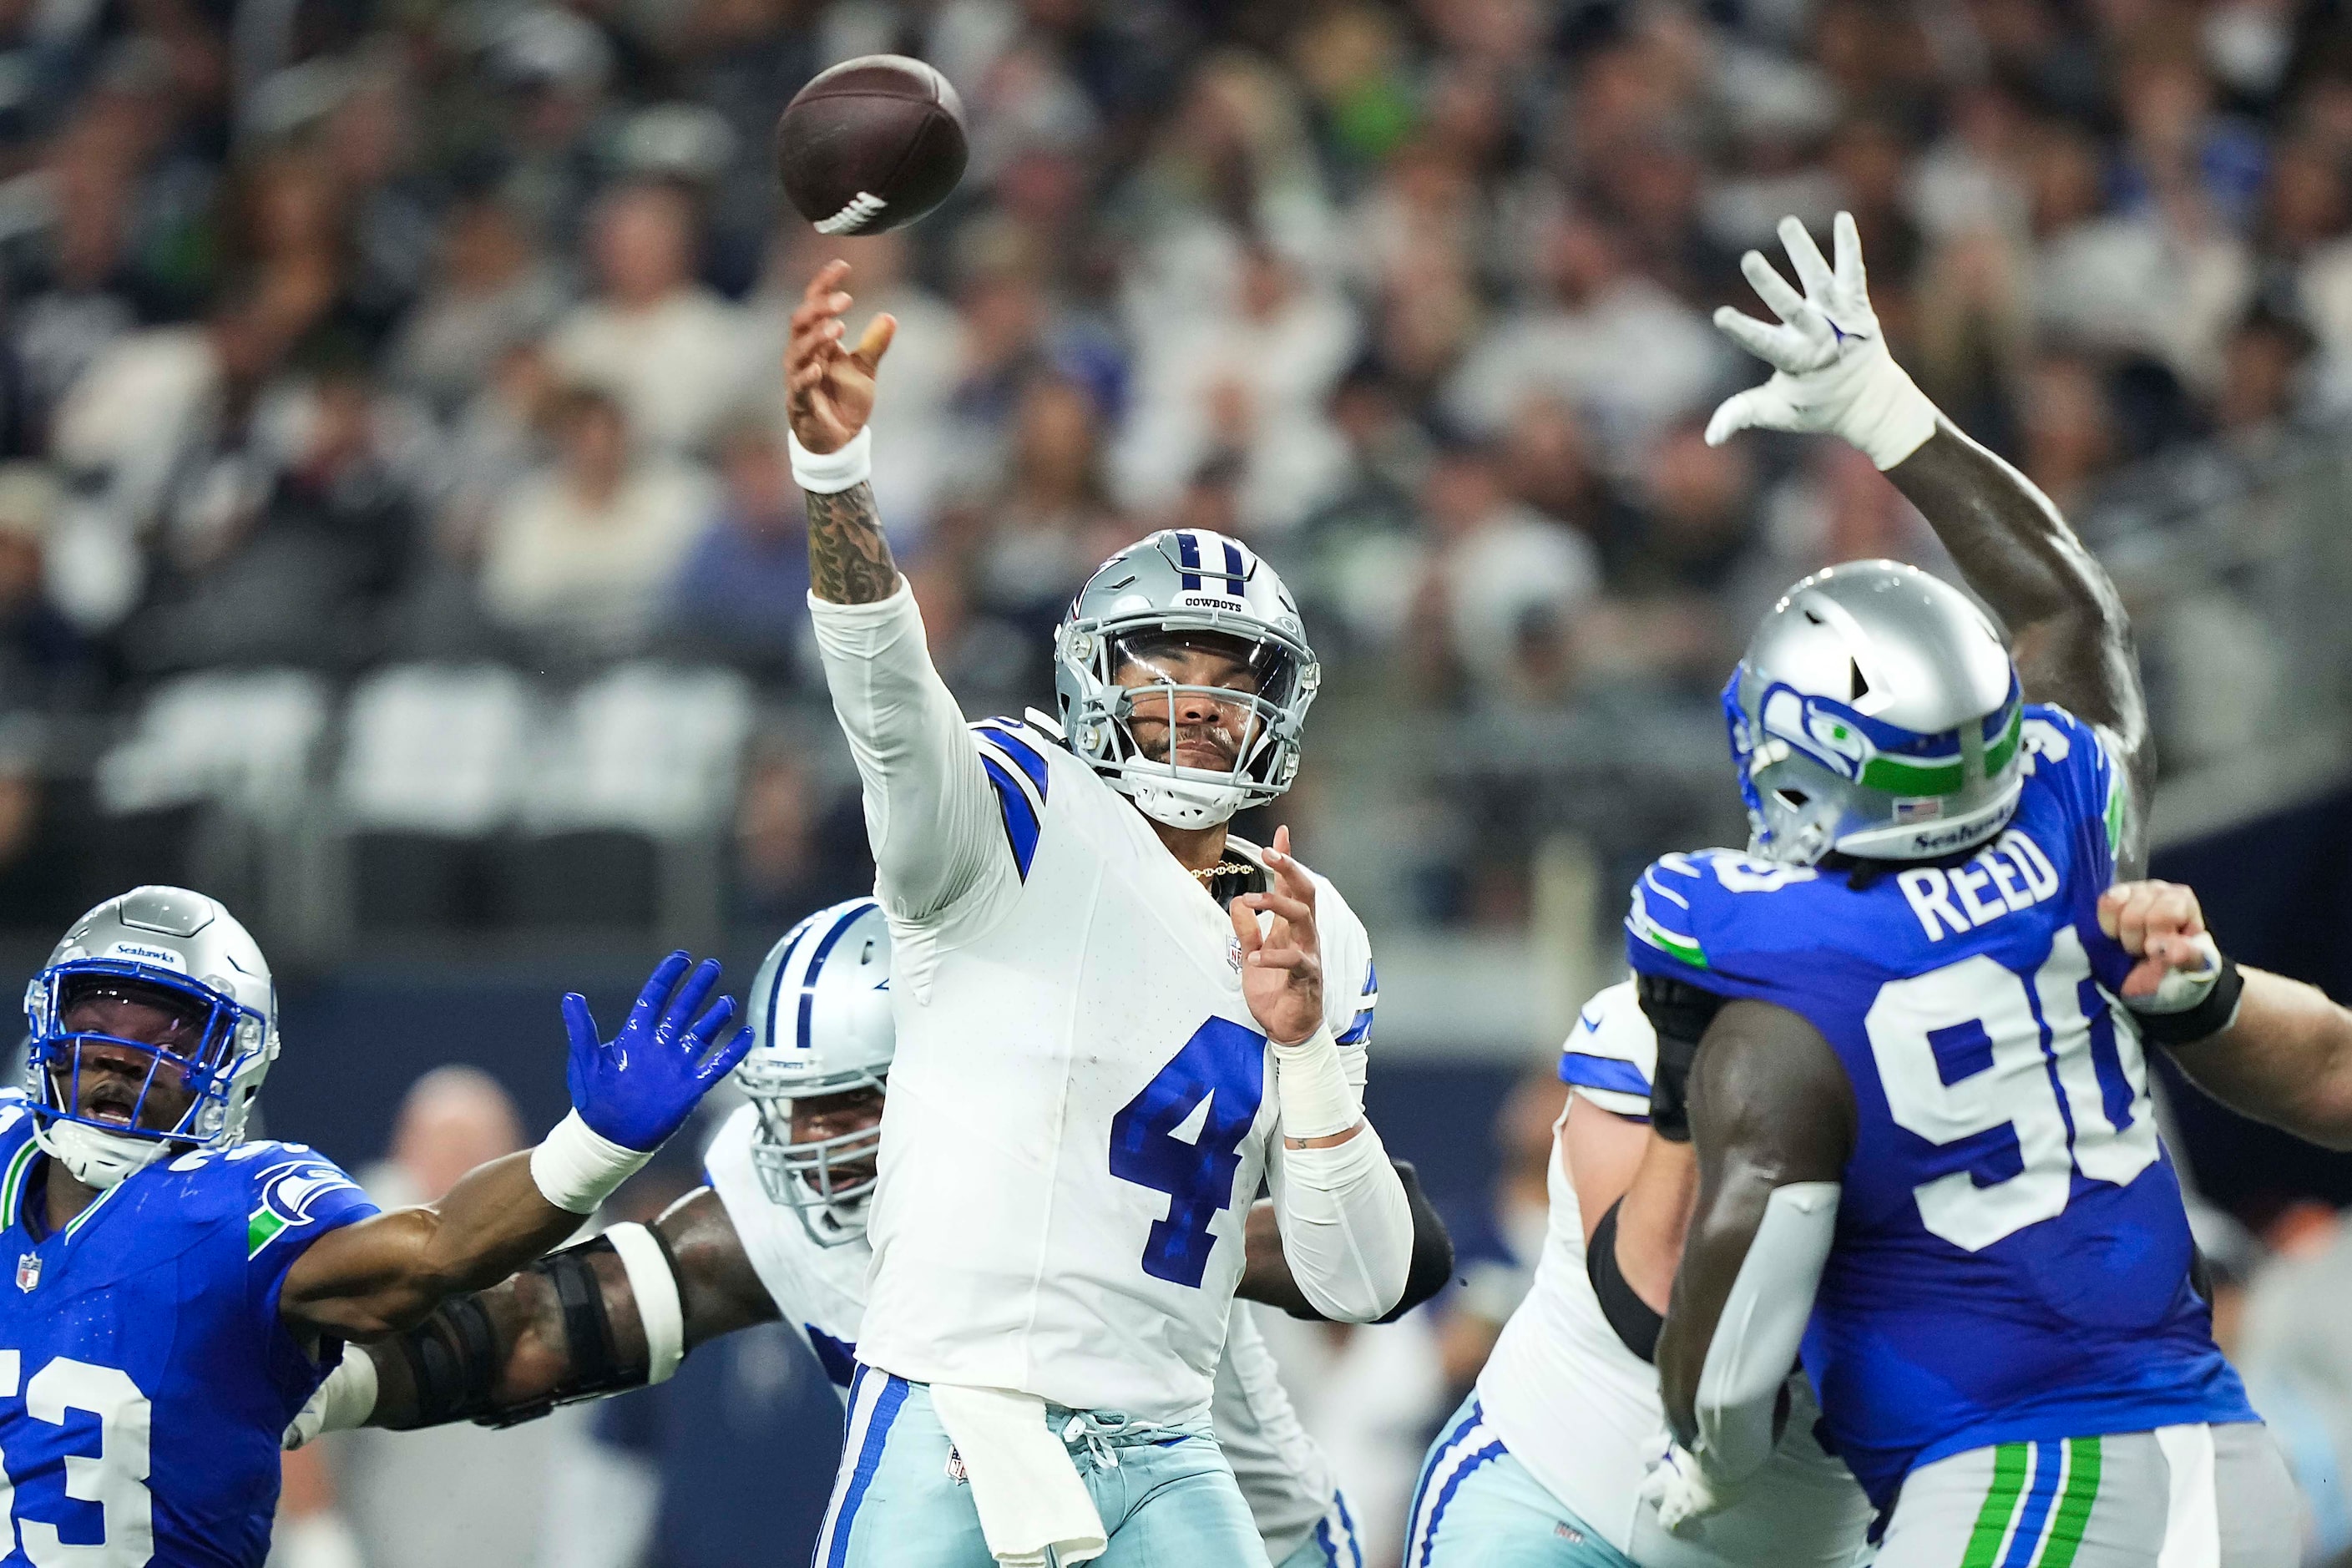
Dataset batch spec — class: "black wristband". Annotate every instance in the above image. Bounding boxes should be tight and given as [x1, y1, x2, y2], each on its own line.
[2131, 953, 2245, 1049]
[1586, 1197, 1664, 1363]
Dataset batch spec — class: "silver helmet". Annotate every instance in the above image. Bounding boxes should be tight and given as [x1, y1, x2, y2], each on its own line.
[1726, 561, 2025, 865]
[1053, 529, 1318, 829]
[24, 887, 279, 1189]
[735, 898, 894, 1247]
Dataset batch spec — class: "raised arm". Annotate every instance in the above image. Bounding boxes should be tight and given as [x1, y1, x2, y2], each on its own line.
[1708, 214, 2152, 875]
[2102, 879, 2352, 1150]
[1648, 999, 1854, 1531]
[784, 260, 1009, 923]
[280, 956, 748, 1341]
[1238, 1157, 1454, 1323]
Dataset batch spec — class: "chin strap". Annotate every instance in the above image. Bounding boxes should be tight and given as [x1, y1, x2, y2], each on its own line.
[33, 1118, 169, 1190]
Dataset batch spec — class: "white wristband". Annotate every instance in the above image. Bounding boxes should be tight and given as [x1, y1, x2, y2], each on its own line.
[788, 425, 873, 493]
[530, 1110, 653, 1216]
[604, 1222, 685, 1385]
[1271, 1024, 1361, 1142]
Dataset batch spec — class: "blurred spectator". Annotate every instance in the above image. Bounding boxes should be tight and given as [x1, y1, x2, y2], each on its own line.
[322, 1067, 575, 1568]
[0, 464, 94, 709]
[1412, 440, 1598, 702]
[388, 199, 567, 416]
[970, 374, 1125, 639]
[546, 181, 754, 454]
[731, 735, 870, 933]
[478, 383, 711, 656]
[665, 414, 807, 675]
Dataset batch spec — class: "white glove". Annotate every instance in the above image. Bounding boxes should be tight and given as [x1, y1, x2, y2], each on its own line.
[1706, 212, 1940, 471]
[1638, 1439, 1738, 1536]
[283, 1343, 378, 1450]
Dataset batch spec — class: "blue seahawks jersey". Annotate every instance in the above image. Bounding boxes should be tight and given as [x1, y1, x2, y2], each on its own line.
[1625, 706, 2255, 1506]
[0, 1091, 378, 1566]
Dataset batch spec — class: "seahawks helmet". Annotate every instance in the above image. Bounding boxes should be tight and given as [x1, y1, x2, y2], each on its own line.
[736, 898, 893, 1247]
[24, 887, 279, 1189]
[1053, 529, 1318, 829]
[1726, 561, 2025, 865]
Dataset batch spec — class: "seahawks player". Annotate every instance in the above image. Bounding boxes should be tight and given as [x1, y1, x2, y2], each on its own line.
[0, 885, 748, 1567]
[1626, 215, 2297, 1567]
[776, 262, 1414, 1565]
[288, 898, 1453, 1568]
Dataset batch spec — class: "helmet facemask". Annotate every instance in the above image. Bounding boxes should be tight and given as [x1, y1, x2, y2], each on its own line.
[24, 964, 271, 1187]
[739, 1062, 886, 1247]
[1060, 619, 1316, 830]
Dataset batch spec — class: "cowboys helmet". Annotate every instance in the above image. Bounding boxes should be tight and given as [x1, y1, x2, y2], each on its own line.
[736, 898, 893, 1247]
[1726, 561, 2025, 865]
[23, 886, 279, 1189]
[1053, 529, 1319, 830]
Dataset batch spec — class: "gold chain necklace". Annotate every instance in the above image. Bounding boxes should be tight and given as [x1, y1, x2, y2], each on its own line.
[1189, 862, 1252, 885]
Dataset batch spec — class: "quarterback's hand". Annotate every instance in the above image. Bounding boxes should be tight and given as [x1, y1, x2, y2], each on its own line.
[2099, 880, 2224, 1009]
[1232, 825, 1325, 1047]
[1706, 212, 1938, 472]
[562, 953, 752, 1152]
[786, 259, 894, 455]
[1639, 1439, 1737, 1535]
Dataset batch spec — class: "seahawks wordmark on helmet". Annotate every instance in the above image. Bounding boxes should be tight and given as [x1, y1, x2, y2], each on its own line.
[1725, 560, 2025, 865]
[1055, 529, 1318, 830]
[23, 886, 279, 1189]
[736, 898, 893, 1247]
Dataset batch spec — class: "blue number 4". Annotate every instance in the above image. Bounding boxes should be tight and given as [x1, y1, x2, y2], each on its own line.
[1109, 1018, 1267, 1288]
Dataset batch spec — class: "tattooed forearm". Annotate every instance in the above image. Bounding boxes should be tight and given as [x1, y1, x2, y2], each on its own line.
[806, 481, 900, 604]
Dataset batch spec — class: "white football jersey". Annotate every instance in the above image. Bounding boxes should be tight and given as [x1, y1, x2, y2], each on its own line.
[811, 584, 1381, 1423]
[704, 1104, 1343, 1557]
[1475, 982, 1874, 1568]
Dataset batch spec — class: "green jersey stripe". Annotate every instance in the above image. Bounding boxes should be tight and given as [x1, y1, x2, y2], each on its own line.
[0, 1139, 38, 1230]
[2037, 1436, 2102, 1568]
[1961, 1442, 2031, 1568]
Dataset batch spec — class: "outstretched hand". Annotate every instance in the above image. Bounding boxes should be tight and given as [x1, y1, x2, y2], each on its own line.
[786, 260, 895, 455]
[2098, 879, 2220, 1003]
[1230, 825, 1325, 1048]
[1705, 211, 1937, 471]
[562, 952, 752, 1152]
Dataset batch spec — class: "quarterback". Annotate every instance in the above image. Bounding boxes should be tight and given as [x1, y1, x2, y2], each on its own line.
[773, 260, 1415, 1566]
[1626, 215, 2296, 1568]
[288, 898, 1454, 1568]
[0, 885, 747, 1567]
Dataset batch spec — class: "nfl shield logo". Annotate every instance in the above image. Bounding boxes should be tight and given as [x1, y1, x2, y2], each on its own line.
[15, 1253, 39, 1292]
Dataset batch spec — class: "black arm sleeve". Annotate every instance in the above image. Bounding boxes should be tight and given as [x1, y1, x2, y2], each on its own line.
[1639, 973, 1727, 1142]
[1376, 1160, 1456, 1324]
[1584, 1197, 1664, 1363]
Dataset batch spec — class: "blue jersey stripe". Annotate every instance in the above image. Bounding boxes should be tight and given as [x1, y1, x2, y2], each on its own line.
[796, 905, 869, 1052]
[1418, 1441, 1503, 1565]
[1558, 1051, 1651, 1097]
[1405, 1404, 1482, 1548]
[980, 756, 1043, 879]
[826, 1374, 908, 1568]
[974, 721, 1050, 797]
[1336, 1009, 1375, 1046]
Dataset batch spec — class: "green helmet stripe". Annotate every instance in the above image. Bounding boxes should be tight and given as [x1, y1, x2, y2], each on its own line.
[1982, 703, 2023, 777]
[1859, 751, 1968, 796]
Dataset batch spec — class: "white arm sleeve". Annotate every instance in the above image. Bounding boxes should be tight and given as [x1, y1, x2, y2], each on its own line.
[808, 581, 1011, 922]
[1263, 1050, 1413, 1323]
[1692, 1181, 1840, 1485]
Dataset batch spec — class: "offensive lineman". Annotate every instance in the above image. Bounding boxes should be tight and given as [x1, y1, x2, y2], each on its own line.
[288, 898, 1455, 1568]
[1626, 215, 2297, 1566]
[0, 886, 747, 1566]
[781, 260, 1414, 1565]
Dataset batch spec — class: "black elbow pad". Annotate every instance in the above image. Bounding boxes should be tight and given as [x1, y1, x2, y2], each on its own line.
[1585, 1197, 1664, 1363]
[1378, 1159, 1457, 1323]
[1638, 973, 1726, 1142]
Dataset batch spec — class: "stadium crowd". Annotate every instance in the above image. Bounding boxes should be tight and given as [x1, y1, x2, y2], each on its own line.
[0, 0, 2344, 942]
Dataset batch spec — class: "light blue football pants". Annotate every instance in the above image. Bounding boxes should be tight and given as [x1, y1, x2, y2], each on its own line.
[1274, 1489, 1363, 1568]
[814, 1367, 1272, 1567]
[1404, 1395, 1641, 1568]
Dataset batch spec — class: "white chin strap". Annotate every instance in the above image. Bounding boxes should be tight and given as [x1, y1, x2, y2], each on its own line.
[1118, 774, 1245, 829]
[34, 1117, 169, 1190]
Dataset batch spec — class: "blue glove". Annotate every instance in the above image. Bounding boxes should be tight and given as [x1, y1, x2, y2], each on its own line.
[561, 952, 753, 1152]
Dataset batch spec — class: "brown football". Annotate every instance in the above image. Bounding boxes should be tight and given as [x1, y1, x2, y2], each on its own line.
[775, 55, 968, 236]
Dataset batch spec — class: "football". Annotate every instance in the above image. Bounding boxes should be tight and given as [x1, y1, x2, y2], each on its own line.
[775, 55, 968, 236]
